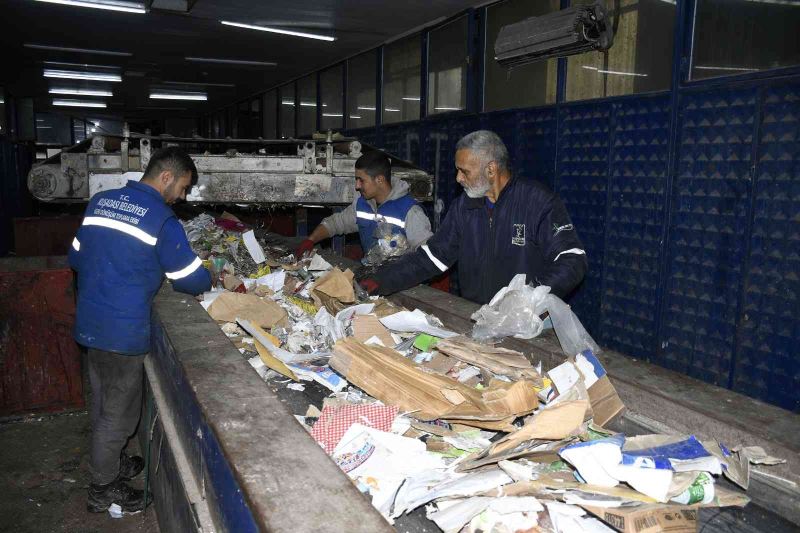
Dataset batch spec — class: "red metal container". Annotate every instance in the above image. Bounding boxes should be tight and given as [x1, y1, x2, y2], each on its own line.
[0, 256, 84, 416]
[13, 216, 83, 256]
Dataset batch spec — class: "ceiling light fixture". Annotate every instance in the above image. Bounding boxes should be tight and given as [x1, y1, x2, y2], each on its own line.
[322, 113, 342, 117]
[384, 108, 400, 112]
[281, 100, 295, 106]
[402, 96, 421, 101]
[185, 57, 277, 67]
[694, 65, 760, 72]
[53, 99, 107, 108]
[25, 43, 132, 56]
[434, 107, 462, 111]
[44, 69, 122, 82]
[581, 65, 647, 77]
[349, 115, 362, 119]
[49, 88, 113, 97]
[163, 80, 236, 88]
[220, 20, 335, 42]
[149, 91, 207, 101]
[299, 102, 317, 107]
[357, 106, 376, 111]
[33, 0, 146, 14]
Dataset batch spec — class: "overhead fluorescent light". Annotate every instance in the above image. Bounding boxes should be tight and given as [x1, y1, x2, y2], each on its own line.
[36, 125, 53, 129]
[185, 56, 277, 67]
[44, 60, 120, 69]
[299, 101, 317, 107]
[694, 65, 760, 72]
[281, 100, 295, 106]
[322, 113, 342, 117]
[33, 0, 146, 14]
[434, 107, 462, 111]
[49, 88, 113, 97]
[25, 43, 132, 56]
[53, 99, 107, 108]
[349, 115, 362, 119]
[220, 20, 335, 42]
[384, 108, 401, 112]
[150, 91, 207, 101]
[44, 69, 122, 82]
[402, 96, 421, 101]
[163, 80, 236, 88]
[357, 106, 376, 111]
[581, 65, 648, 77]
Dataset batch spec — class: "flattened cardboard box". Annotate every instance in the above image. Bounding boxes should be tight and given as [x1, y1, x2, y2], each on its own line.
[582, 504, 697, 533]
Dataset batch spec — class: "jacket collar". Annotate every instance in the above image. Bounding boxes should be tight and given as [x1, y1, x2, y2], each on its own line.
[128, 180, 166, 203]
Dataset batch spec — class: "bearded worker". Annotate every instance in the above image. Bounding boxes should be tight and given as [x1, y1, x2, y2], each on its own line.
[358, 130, 587, 304]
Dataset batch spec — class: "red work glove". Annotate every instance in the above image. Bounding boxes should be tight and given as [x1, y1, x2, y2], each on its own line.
[295, 238, 315, 259]
[359, 278, 380, 295]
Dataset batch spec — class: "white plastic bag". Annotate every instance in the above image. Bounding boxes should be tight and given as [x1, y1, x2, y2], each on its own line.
[362, 220, 410, 266]
[471, 274, 600, 356]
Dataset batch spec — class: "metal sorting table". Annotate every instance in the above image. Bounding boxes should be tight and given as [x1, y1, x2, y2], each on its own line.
[143, 239, 800, 532]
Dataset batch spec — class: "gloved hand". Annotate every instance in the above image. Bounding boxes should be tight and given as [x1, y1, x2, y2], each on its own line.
[295, 238, 315, 259]
[359, 278, 380, 295]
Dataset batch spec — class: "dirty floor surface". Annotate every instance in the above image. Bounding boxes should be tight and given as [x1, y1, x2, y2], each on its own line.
[0, 410, 159, 533]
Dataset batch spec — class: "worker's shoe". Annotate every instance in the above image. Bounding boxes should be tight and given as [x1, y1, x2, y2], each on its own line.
[118, 452, 145, 481]
[87, 478, 150, 514]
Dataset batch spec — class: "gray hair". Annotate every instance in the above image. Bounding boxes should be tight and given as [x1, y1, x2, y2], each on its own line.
[455, 130, 509, 172]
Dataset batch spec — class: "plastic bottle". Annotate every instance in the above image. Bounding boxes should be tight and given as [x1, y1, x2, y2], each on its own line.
[670, 472, 715, 505]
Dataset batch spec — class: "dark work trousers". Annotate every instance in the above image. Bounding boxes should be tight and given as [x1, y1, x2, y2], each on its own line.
[88, 348, 146, 485]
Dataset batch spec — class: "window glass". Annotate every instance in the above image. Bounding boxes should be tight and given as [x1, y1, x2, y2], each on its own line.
[320, 65, 344, 132]
[566, 0, 675, 101]
[263, 90, 277, 138]
[238, 101, 250, 137]
[347, 50, 377, 129]
[484, 0, 559, 111]
[428, 16, 468, 115]
[36, 112, 71, 145]
[72, 118, 86, 142]
[692, 0, 800, 80]
[227, 106, 237, 137]
[383, 35, 421, 124]
[297, 74, 317, 136]
[0, 88, 6, 136]
[279, 84, 295, 138]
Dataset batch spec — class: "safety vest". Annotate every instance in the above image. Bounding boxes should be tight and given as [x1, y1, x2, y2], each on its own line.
[355, 194, 417, 252]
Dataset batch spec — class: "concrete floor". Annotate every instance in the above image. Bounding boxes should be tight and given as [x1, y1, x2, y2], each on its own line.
[0, 410, 159, 533]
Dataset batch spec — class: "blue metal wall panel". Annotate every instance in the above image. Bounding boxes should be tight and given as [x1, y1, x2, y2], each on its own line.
[659, 87, 757, 387]
[733, 83, 800, 412]
[380, 124, 421, 165]
[556, 103, 612, 335]
[517, 107, 559, 192]
[480, 108, 558, 191]
[601, 95, 670, 359]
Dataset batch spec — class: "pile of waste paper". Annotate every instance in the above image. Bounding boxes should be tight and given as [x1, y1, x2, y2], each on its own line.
[181, 212, 785, 533]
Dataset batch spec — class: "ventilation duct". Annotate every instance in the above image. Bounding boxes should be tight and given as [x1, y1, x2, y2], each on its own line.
[494, 1, 614, 68]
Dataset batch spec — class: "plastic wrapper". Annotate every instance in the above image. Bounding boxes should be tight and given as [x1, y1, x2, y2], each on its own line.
[362, 220, 410, 266]
[471, 274, 599, 356]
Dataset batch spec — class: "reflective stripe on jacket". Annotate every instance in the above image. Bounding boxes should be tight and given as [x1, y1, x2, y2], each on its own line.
[355, 194, 418, 252]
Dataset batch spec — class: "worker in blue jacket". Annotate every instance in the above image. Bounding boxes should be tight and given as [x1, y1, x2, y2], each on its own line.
[295, 151, 432, 260]
[69, 147, 211, 514]
[359, 130, 587, 304]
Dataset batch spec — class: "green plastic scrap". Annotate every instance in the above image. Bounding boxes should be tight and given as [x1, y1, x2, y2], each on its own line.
[413, 333, 439, 351]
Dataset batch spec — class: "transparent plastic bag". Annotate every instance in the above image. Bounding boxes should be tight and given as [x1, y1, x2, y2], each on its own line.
[471, 274, 600, 356]
[471, 274, 549, 341]
[362, 220, 410, 266]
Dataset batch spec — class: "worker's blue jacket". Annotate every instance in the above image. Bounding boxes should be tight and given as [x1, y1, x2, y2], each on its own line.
[372, 176, 588, 304]
[69, 180, 211, 355]
[355, 194, 417, 252]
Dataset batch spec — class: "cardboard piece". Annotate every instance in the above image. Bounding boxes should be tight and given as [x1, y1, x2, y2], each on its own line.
[352, 314, 396, 349]
[436, 336, 543, 383]
[207, 292, 288, 328]
[493, 400, 589, 452]
[549, 351, 624, 427]
[223, 274, 244, 291]
[310, 267, 355, 313]
[581, 504, 698, 533]
[250, 322, 298, 381]
[330, 338, 539, 430]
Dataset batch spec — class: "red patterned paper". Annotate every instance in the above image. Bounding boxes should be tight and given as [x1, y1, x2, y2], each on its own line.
[310, 404, 399, 454]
